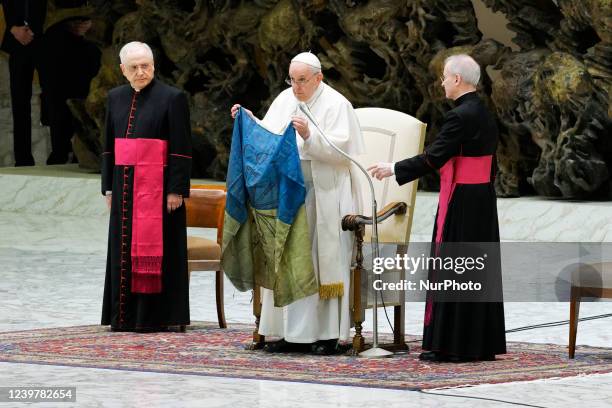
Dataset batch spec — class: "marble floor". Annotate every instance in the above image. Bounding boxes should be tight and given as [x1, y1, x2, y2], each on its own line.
[1, 211, 612, 407]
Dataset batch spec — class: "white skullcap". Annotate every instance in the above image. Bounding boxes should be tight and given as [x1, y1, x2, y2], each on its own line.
[291, 52, 321, 69]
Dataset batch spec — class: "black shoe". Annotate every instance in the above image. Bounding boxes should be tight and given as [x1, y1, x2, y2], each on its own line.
[418, 351, 449, 362]
[447, 355, 474, 363]
[447, 354, 496, 363]
[311, 339, 341, 355]
[165, 325, 186, 332]
[110, 326, 133, 332]
[263, 339, 310, 353]
[15, 159, 35, 167]
[46, 152, 69, 165]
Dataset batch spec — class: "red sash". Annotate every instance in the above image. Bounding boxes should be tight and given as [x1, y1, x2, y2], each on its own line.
[425, 155, 493, 326]
[434, 155, 493, 244]
[115, 138, 168, 294]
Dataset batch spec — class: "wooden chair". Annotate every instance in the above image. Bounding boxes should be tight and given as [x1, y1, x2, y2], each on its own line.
[569, 262, 612, 358]
[342, 107, 426, 353]
[185, 185, 227, 329]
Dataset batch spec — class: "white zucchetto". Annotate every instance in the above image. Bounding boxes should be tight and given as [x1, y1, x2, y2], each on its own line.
[291, 52, 322, 69]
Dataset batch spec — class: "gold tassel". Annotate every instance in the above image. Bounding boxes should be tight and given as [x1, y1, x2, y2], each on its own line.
[319, 282, 344, 299]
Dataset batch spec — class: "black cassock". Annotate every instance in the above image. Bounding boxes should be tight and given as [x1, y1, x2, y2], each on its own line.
[101, 79, 192, 331]
[395, 92, 506, 359]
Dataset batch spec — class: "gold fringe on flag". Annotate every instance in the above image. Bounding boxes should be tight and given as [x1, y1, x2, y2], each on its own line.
[319, 282, 344, 299]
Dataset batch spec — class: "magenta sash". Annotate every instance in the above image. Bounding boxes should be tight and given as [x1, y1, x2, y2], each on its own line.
[115, 138, 168, 294]
[425, 155, 493, 326]
[434, 155, 493, 244]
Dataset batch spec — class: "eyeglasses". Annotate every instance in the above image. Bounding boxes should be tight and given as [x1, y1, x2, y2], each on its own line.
[126, 63, 152, 74]
[285, 74, 317, 86]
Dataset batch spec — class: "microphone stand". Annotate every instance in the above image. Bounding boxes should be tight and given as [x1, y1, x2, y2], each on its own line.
[298, 102, 392, 358]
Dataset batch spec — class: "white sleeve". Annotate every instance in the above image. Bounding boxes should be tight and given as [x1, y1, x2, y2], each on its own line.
[300, 103, 362, 166]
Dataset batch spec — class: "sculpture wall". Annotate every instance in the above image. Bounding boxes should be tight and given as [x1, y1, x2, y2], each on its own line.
[72, 0, 611, 198]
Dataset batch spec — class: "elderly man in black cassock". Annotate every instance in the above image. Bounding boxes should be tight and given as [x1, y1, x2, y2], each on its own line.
[369, 54, 506, 362]
[101, 41, 192, 332]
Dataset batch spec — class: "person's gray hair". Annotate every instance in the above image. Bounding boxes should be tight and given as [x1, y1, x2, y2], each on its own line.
[444, 54, 481, 86]
[119, 41, 154, 64]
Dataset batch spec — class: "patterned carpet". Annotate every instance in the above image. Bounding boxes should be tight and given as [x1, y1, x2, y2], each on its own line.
[1, 323, 611, 390]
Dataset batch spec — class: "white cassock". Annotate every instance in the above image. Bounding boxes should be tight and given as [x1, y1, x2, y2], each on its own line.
[256, 82, 365, 343]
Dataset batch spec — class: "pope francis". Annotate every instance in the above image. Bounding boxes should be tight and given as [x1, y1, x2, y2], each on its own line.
[230, 52, 365, 355]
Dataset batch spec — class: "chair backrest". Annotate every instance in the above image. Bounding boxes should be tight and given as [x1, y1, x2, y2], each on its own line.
[353, 107, 426, 243]
[572, 262, 612, 289]
[185, 185, 227, 245]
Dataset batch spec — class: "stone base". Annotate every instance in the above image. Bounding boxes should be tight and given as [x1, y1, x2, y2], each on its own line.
[0, 165, 610, 242]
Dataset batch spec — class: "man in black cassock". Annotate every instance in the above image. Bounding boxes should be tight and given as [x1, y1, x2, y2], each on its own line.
[1, 0, 47, 166]
[369, 54, 506, 362]
[101, 41, 192, 332]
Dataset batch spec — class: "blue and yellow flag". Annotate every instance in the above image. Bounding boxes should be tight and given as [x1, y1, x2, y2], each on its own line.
[221, 108, 318, 307]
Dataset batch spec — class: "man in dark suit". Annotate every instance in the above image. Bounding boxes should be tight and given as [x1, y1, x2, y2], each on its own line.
[1, 0, 47, 166]
[38, 5, 101, 164]
[369, 54, 506, 362]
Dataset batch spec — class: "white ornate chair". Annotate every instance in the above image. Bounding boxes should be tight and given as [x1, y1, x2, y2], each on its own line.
[342, 107, 426, 353]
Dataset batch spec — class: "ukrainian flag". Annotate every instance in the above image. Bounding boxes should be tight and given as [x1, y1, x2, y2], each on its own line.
[221, 108, 318, 307]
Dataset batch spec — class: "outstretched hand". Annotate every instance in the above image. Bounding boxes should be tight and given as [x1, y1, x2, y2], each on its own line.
[367, 163, 395, 180]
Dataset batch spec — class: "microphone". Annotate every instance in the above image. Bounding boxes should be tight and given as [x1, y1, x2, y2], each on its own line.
[298, 102, 358, 166]
[297, 102, 390, 358]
